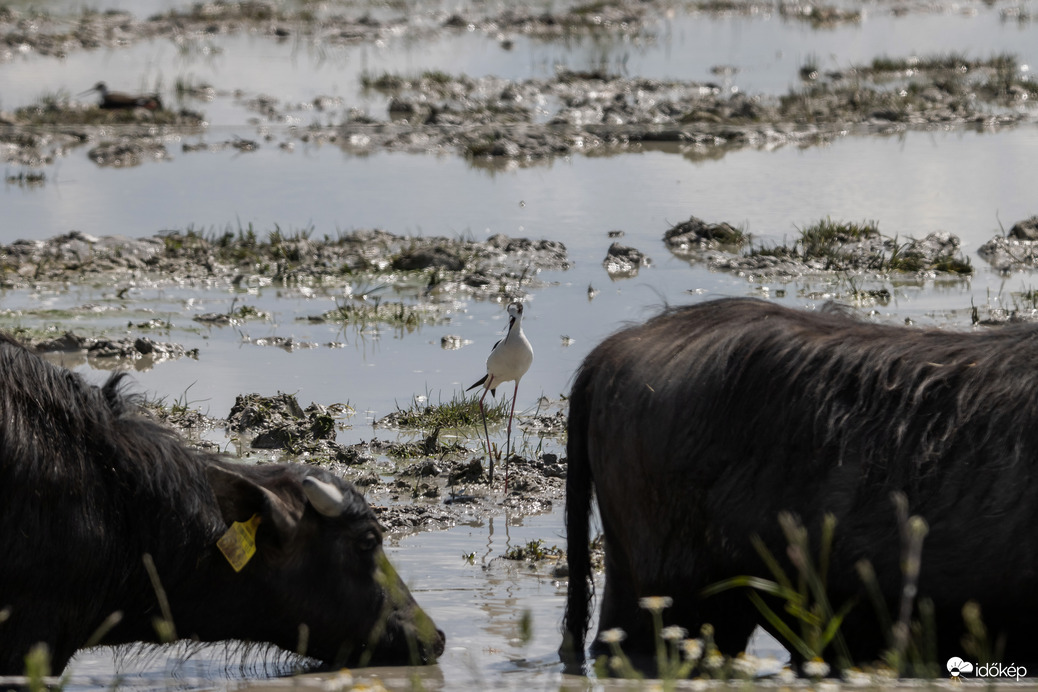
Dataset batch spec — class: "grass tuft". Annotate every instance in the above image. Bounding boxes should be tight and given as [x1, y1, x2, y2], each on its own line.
[379, 392, 510, 430]
[504, 539, 563, 561]
[749, 218, 973, 275]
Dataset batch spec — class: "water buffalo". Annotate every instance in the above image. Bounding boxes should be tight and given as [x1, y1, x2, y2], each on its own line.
[0, 332, 444, 675]
[563, 297, 1038, 672]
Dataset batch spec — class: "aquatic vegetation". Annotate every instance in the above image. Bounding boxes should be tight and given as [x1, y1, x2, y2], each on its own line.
[382, 430, 469, 460]
[4, 170, 46, 187]
[748, 218, 973, 275]
[795, 218, 879, 258]
[319, 299, 448, 331]
[378, 392, 509, 431]
[703, 513, 855, 668]
[781, 51, 1037, 125]
[503, 539, 563, 562]
[663, 216, 750, 257]
[866, 52, 1014, 76]
[778, 2, 861, 28]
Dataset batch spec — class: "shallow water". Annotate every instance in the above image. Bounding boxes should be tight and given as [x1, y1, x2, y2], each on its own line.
[6, 128, 1038, 430]
[4, 0, 1038, 688]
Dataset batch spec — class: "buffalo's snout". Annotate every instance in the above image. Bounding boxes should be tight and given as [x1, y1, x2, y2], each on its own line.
[425, 626, 447, 662]
[365, 607, 445, 665]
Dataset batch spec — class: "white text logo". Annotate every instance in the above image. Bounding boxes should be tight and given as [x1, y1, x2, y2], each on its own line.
[947, 657, 1027, 681]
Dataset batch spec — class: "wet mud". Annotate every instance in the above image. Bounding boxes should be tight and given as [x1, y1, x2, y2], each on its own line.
[145, 389, 567, 534]
[0, 0, 864, 63]
[664, 215, 975, 280]
[31, 331, 196, 362]
[0, 229, 569, 298]
[977, 215, 1038, 271]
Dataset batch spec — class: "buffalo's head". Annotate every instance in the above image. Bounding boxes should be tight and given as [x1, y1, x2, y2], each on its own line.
[204, 463, 445, 667]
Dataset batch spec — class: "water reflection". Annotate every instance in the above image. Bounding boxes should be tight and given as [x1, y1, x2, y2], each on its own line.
[387, 507, 570, 689]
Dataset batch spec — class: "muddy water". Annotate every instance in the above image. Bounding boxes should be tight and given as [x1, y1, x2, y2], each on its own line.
[3, 0, 1038, 688]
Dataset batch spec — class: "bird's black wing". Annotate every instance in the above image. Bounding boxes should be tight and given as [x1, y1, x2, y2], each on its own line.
[467, 335, 504, 391]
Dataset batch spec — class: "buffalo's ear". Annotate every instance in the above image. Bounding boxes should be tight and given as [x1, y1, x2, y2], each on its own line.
[205, 464, 302, 540]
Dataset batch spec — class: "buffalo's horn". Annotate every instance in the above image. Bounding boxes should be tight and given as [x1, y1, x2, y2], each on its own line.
[302, 476, 345, 517]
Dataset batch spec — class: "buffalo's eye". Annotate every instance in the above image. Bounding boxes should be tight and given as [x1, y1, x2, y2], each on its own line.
[358, 529, 380, 552]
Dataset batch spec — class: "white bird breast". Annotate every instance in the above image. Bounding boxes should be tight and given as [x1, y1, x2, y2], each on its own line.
[486, 331, 533, 384]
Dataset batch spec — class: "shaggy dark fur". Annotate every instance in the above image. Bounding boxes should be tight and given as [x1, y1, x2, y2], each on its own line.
[0, 333, 444, 675]
[562, 298, 1038, 671]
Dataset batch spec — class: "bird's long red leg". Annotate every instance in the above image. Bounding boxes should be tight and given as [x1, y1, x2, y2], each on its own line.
[479, 386, 494, 483]
[505, 381, 519, 493]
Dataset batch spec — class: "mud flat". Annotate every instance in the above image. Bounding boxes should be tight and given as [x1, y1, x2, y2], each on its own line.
[2, 2, 1036, 172]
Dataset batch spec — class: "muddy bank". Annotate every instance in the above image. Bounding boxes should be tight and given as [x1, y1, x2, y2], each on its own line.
[651, 213, 1038, 323]
[2, 1, 1036, 170]
[0, 0, 1023, 61]
[332, 54, 1038, 162]
[6, 60, 1036, 169]
[7, 212, 1030, 296]
[0, 228, 571, 370]
[661, 214, 999, 281]
[148, 389, 567, 534]
[8, 211, 1038, 343]
[0, 229, 570, 302]
[29, 330, 196, 361]
[977, 215, 1038, 271]
[0, 0, 922, 62]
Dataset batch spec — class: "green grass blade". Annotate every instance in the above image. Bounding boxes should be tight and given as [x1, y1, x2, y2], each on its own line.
[701, 575, 793, 599]
[747, 591, 816, 661]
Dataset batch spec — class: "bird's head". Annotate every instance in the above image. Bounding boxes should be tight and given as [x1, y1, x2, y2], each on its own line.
[79, 82, 107, 97]
[506, 302, 524, 328]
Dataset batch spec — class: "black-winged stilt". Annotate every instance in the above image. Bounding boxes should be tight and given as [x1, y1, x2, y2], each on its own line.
[467, 301, 533, 487]
[80, 82, 163, 110]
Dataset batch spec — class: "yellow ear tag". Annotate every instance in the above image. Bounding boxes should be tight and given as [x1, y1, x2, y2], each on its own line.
[216, 514, 261, 572]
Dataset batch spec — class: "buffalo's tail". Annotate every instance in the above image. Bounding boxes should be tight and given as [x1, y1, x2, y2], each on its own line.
[560, 365, 594, 666]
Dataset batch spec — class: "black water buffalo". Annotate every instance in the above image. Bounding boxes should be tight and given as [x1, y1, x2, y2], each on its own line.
[0, 332, 444, 675]
[563, 297, 1038, 671]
